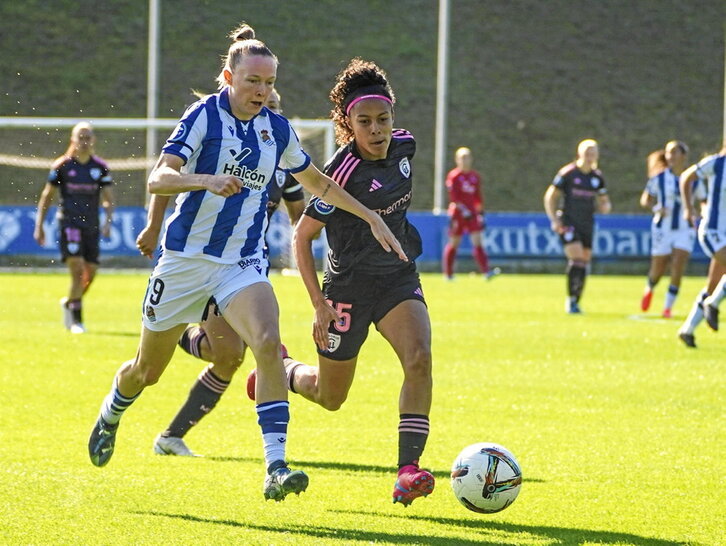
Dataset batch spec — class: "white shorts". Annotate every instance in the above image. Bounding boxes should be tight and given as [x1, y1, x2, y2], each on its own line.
[141, 252, 270, 331]
[650, 224, 696, 256]
[698, 226, 726, 259]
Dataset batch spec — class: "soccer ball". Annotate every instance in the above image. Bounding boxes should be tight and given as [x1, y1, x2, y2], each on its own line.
[451, 442, 522, 513]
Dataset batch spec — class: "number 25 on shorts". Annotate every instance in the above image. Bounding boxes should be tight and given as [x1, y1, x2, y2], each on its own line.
[326, 300, 352, 333]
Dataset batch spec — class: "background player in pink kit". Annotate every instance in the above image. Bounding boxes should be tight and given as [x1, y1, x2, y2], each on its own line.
[442, 147, 499, 279]
[33, 122, 115, 333]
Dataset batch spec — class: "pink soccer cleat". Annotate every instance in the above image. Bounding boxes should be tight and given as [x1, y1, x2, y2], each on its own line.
[392, 464, 435, 506]
[641, 289, 653, 312]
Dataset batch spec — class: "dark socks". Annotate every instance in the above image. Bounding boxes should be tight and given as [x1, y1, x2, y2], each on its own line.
[178, 326, 207, 359]
[566, 260, 587, 302]
[67, 299, 82, 324]
[398, 414, 430, 468]
[162, 366, 230, 438]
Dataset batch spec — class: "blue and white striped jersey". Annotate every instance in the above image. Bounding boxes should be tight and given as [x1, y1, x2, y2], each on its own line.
[160, 88, 311, 263]
[645, 168, 682, 229]
[695, 153, 726, 232]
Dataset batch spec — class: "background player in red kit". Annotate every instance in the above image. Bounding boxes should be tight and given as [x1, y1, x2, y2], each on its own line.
[33, 122, 114, 333]
[442, 147, 499, 279]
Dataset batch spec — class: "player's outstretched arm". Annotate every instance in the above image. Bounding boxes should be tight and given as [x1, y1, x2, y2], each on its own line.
[292, 215, 341, 351]
[100, 186, 115, 238]
[679, 164, 699, 226]
[33, 183, 57, 246]
[597, 194, 612, 214]
[293, 163, 407, 262]
[543, 185, 564, 233]
[136, 194, 171, 259]
[147, 154, 243, 197]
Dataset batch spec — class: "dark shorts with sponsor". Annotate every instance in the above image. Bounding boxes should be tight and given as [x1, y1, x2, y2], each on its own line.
[319, 264, 426, 361]
[559, 223, 593, 249]
[60, 222, 100, 263]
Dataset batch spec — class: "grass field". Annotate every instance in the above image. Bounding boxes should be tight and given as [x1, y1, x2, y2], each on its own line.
[0, 271, 723, 545]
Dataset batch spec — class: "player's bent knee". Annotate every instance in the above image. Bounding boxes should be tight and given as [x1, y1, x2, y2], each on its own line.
[318, 394, 347, 411]
[248, 330, 281, 359]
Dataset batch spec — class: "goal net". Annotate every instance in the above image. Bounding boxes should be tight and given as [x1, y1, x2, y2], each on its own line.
[0, 116, 335, 268]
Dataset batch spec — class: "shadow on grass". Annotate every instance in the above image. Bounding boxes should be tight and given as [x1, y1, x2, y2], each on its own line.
[134, 511, 508, 545]
[208, 456, 545, 483]
[87, 330, 139, 337]
[331, 509, 689, 546]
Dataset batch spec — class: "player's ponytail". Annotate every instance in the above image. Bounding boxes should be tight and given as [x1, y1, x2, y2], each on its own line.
[330, 58, 395, 145]
[216, 22, 277, 89]
[231, 23, 255, 41]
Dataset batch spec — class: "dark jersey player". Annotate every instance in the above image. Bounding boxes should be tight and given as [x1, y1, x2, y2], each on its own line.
[544, 139, 612, 313]
[134, 88, 306, 458]
[33, 122, 115, 333]
[248, 58, 435, 507]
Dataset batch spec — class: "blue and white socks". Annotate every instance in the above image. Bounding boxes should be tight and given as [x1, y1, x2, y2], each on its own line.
[703, 275, 726, 310]
[99, 375, 141, 426]
[256, 400, 289, 471]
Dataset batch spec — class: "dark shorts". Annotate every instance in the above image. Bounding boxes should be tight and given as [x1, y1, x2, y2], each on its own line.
[60, 223, 100, 263]
[319, 266, 426, 361]
[559, 224, 593, 249]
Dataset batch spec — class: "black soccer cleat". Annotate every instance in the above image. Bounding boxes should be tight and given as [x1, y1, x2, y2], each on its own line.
[678, 332, 696, 348]
[703, 304, 719, 331]
[88, 417, 118, 467]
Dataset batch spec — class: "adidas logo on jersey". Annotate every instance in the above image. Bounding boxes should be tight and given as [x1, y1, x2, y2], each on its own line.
[369, 179, 383, 192]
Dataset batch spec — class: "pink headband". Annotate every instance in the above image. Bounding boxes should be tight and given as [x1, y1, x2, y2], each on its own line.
[345, 94, 393, 116]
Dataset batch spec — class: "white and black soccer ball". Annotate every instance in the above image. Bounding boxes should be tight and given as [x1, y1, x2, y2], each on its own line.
[451, 442, 522, 513]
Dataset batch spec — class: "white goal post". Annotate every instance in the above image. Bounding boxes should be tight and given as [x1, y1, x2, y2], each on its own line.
[0, 116, 335, 171]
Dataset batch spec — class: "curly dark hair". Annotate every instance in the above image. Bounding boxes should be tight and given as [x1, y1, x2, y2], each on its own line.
[329, 58, 395, 145]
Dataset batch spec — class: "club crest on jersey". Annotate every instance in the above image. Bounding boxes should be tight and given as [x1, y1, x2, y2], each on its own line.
[399, 157, 411, 178]
[275, 170, 286, 187]
[145, 305, 156, 322]
[89, 168, 102, 181]
[260, 129, 274, 147]
[590, 177, 600, 188]
[314, 199, 335, 215]
[171, 122, 189, 142]
[327, 333, 341, 353]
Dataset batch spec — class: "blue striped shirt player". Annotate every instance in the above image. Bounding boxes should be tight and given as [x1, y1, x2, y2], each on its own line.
[677, 148, 726, 347]
[695, 153, 726, 240]
[87, 23, 405, 501]
[161, 86, 310, 263]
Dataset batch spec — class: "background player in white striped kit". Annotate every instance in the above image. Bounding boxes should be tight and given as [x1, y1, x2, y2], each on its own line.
[87, 24, 406, 502]
[135, 88, 305, 457]
[677, 145, 726, 347]
[639, 141, 701, 318]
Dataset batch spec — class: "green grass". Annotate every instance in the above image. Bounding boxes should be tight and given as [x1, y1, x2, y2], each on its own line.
[0, 271, 723, 545]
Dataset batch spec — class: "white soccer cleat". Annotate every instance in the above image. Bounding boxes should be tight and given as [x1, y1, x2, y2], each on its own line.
[59, 297, 72, 329]
[153, 434, 199, 457]
[70, 323, 86, 334]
